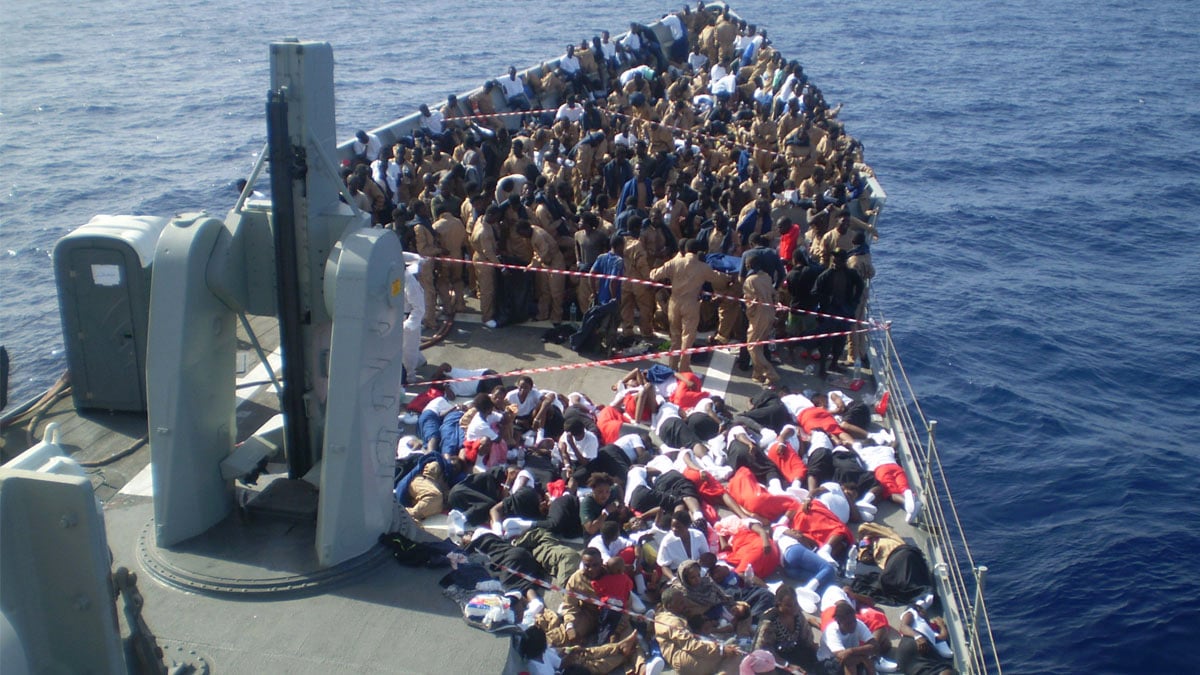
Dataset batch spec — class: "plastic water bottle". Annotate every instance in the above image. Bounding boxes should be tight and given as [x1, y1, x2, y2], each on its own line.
[844, 546, 858, 579]
[874, 390, 890, 416]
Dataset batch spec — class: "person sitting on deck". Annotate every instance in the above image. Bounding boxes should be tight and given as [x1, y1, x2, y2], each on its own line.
[557, 418, 600, 486]
[499, 65, 532, 114]
[459, 392, 510, 469]
[817, 601, 880, 675]
[579, 472, 625, 537]
[654, 586, 744, 675]
[655, 510, 710, 581]
[505, 376, 558, 437]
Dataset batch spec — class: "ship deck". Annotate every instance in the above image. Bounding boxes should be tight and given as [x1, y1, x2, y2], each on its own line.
[2, 297, 949, 674]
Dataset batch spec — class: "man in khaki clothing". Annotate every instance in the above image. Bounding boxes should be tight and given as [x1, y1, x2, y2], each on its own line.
[535, 548, 605, 648]
[412, 202, 444, 330]
[621, 221, 657, 338]
[743, 257, 781, 386]
[471, 205, 503, 328]
[651, 239, 726, 372]
[432, 204, 467, 314]
[655, 587, 744, 675]
[530, 222, 566, 323]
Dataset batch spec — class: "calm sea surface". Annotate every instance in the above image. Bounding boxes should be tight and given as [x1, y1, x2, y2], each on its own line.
[3, 1, 1199, 672]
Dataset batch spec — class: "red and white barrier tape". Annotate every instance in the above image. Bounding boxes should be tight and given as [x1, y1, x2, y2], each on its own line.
[426, 325, 878, 388]
[426, 254, 870, 325]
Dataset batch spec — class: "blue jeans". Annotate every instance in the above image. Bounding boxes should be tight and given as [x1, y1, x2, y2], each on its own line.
[781, 544, 836, 588]
[418, 409, 442, 443]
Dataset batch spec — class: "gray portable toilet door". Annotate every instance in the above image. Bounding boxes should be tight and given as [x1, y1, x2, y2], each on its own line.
[67, 246, 144, 410]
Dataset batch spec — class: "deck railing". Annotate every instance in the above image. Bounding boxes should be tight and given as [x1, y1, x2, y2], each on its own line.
[867, 315, 1002, 674]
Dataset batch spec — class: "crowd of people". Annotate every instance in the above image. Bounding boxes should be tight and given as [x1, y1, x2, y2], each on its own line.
[385, 4, 955, 675]
[344, 2, 881, 381]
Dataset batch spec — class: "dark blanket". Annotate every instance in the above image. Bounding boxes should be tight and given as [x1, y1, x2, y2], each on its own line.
[465, 531, 547, 593]
[569, 298, 618, 353]
[851, 545, 935, 606]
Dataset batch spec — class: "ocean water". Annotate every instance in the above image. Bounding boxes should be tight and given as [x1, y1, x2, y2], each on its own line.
[2, 0, 1198, 672]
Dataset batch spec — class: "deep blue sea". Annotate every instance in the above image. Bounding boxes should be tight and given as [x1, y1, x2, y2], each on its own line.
[3, 1, 1198, 672]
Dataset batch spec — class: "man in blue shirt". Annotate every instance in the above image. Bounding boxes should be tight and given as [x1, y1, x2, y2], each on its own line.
[590, 235, 627, 306]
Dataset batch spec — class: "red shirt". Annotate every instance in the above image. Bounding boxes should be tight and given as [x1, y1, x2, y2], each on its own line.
[590, 572, 634, 607]
[798, 406, 844, 436]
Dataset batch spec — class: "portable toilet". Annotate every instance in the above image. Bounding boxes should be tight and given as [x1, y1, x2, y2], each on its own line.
[54, 215, 167, 413]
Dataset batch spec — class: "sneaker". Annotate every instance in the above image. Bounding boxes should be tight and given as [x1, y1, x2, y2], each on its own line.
[856, 500, 877, 522]
[876, 656, 899, 672]
[795, 587, 819, 615]
[645, 656, 665, 675]
[915, 592, 935, 611]
[905, 492, 923, 525]
[483, 320, 497, 329]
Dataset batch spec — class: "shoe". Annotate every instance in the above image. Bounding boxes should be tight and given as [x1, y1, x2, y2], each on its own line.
[795, 587, 819, 615]
[905, 491, 922, 525]
[876, 656, 899, 672]
[915, 592, 935, 611]
[483, 320, 497, 329]
[645, 656, 665, 675]
[856, 500, 877, 522]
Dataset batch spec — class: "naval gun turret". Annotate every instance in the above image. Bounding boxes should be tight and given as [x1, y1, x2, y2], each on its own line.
[147, 40, 404, 567]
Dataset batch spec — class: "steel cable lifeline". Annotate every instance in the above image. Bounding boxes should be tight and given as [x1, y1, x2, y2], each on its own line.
[423, 254, 874, 326]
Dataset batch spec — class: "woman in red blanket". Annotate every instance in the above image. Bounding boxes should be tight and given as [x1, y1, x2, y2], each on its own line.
[713, 515, 781, 578]
[765, 425, 807, 485]
[726, 466, 800, 522]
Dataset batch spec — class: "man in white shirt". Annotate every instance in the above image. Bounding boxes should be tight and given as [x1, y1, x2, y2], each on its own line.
[557, 418, 599, 482]
[655, 510, 710, 579]
[352, 130, 382, 164]
[417, 103, 445, 140]
[557, 44, 582, 92]
[661, 13, 685, 42]
[599, 30, 619, 70]
[711, 67, 738, 101]
[432, 362, 500, 399]
[817, 601, 879, 674]
[555, 96, 584, 125]
[620, 23, 642, 60]
[499, 65, 532, 113]
[495, 174, 529, 206]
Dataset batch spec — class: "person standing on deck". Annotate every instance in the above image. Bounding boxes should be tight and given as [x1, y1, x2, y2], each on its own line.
[411, 202, 444, 330]
[651, 238, 725, 372]
[743, 256, 781, 387]
[620, 220, 657, 339]
[529, 220, 566, 324]
[471, 205, 503, 329]
[845, 231, 875, 369]
[590, 234, 626, 307]
[616, 161, 654, 215]
[574, 212, 610, 312]
[812, 249, 864, 374]
[432, 203, 467, 316]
